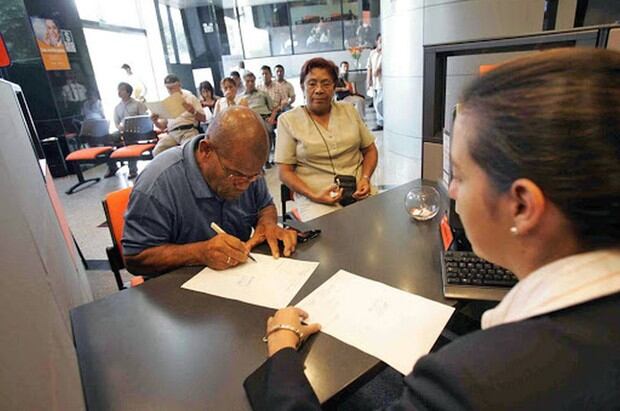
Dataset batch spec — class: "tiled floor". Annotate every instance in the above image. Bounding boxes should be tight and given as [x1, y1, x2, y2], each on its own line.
[55, 107, 421, 297]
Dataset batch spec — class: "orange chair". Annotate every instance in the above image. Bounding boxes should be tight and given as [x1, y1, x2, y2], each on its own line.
[108, 115, 157, 178]
[65, 119, 115, 194]
[102, 187, 133, 290]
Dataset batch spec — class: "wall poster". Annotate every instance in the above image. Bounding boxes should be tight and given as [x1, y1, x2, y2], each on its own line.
[30, 17, 71, 71]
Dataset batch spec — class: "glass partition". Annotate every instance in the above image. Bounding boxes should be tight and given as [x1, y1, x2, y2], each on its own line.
[221, 0, 380, 59]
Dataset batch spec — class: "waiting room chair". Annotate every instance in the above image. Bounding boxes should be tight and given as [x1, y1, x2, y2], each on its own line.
[64, 119, 115, 194]
[280, 184, 302, 223]
[102, 187, 136, 290]
[108, 115, 158, 176]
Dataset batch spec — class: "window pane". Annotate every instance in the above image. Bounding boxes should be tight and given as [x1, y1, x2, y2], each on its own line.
[159, 4, 177, 64]
[170, 7, 191, 64]
[237, 6, 271, 58]
[289, 0, 344, 54]
[75, 0, 141, 28]
[224, 8, 243, 57]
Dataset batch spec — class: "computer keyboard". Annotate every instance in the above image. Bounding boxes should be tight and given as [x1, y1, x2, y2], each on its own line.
[441, 250, 518, 301]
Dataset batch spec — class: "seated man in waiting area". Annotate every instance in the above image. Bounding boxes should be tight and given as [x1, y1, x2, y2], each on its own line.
[122, 106, 297, 276]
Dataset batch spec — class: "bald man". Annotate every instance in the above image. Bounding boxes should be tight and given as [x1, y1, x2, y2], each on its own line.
[122, 106, 297, 276]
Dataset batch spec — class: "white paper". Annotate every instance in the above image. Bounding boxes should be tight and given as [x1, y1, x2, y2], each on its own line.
[181, 254, 318, 309]
[145, 92, 186, 119]
[297, 270, 455, 375]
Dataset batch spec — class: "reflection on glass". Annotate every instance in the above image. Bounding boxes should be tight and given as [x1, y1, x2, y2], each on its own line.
[158, 3, 177, 64]
[237, 6, 268, 58]
[221, 0, 381, 58]
[289, 0, 343, 54]
[170, 7, 191, 64]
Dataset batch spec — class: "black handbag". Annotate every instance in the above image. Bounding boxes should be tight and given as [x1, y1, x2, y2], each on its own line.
[335, 174, 357, 206]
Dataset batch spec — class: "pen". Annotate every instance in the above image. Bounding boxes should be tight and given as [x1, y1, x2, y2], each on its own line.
[210, 222, 257, 262]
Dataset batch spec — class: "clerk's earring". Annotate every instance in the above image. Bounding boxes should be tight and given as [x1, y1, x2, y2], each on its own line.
[510, 226, 518, 235]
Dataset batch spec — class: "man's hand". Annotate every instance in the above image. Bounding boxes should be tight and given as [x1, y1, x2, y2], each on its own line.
[352, 177, 371, 200]
[246, 223, 297, 258]
[203, 233, 249, 269]
[313, 184, 343, 205]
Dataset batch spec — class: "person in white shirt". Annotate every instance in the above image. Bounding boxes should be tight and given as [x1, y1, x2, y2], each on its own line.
[213, 77, 247, 116]
[108, 82, 148, 178]
[151, 74, 206, 155]
[231, 71, 245, 96]
[121, 63, 147, 102]
[274, 64, 296, 111]
[81, 90, 105, 120]
[366, 33, 383, 131]
[258, 65, 287, 113]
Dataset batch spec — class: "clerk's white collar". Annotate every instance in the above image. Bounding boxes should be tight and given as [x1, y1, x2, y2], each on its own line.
[481, 249, 620, 329]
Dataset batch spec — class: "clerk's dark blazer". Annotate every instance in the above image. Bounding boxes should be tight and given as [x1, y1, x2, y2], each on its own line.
[244, 292, 620, 410]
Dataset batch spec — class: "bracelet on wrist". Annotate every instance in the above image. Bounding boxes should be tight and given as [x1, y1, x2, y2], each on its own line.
[262, 324, 303, 349]
[362, 175, 371, 180]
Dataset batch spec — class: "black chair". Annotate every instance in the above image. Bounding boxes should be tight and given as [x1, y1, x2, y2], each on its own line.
[108, 115, 157, 176]
[280, 184, 301, 222]
[64, 119, 114, 194]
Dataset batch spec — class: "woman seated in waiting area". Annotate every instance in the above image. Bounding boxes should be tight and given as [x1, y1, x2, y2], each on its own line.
[198, 80, 220, 116]
[245, 48, 620, 409]
[335, 60, 366, 120]
[213, 77, 246, 116]
[276, 57, 379, 221]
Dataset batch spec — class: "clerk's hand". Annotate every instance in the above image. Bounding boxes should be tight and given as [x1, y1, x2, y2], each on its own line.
[266, 307, 321, 356]
[246, 223, 297, 258]
[352, 177, 371, 200]
[203, 233, 248, 270]
[313, 184, 343, 205]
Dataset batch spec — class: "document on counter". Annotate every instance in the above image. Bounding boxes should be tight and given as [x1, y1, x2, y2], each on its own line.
[181, 254, 319, 309]
[145, 92, 186, 119]
[297, 270, 455, 375]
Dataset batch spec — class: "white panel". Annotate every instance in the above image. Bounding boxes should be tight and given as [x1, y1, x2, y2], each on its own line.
[383, 0, 424, 17]
[383, 75, 423, 138]
[383, 8, 424, 77]
[0, 80, 89, 409]
[423, 0, 546, 45]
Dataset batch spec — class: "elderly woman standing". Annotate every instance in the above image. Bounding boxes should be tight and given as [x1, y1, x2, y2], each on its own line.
[276, 57, 379, 221]
[245, 48, 620, 409]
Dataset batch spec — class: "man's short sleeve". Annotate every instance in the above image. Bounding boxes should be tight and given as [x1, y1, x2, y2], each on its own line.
[274, 114, 297, 164]
[121, 189, 175, 256]
[252, 177, 274, 212]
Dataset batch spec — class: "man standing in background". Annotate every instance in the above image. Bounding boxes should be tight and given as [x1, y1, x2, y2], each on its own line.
[121, 63, 147, 102]
[274, 64, 296, 111]
[366, 33, 383, 131]
[258, 65, 287, 114]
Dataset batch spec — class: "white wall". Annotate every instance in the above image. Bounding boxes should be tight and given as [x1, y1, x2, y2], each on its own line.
[381, 0, 557, 181]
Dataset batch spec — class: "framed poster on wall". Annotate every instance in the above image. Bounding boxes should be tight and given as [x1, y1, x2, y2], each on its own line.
[30, 17, 71, 71]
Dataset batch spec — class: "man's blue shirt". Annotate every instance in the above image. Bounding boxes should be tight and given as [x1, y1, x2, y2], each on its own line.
[122, 135, 273, 256]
